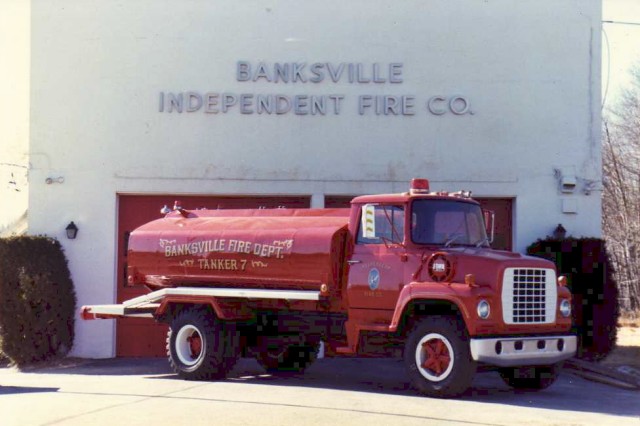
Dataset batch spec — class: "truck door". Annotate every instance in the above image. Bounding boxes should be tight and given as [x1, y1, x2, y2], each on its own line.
[347, 204, 406, 310]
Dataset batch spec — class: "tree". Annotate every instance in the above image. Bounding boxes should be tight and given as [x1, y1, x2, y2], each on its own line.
[603, 65, 640, 317]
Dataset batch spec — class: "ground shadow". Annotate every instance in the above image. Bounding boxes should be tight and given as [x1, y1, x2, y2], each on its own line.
[18, 356, 640, 417]
[0, 385, 59, 395]
[13, 357, 172, 377]
[226, 358, 640, 418]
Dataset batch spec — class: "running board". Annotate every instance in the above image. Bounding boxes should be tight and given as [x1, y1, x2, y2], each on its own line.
[81, 287, 321, 320]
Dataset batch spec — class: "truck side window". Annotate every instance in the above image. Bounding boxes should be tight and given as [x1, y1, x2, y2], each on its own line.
[357, 205, 405, 244]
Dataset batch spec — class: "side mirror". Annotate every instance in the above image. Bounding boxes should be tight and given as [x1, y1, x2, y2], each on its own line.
[483, 209, 495, 244]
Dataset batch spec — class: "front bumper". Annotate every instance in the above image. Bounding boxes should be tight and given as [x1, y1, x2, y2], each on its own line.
[469, 335, 577, 367]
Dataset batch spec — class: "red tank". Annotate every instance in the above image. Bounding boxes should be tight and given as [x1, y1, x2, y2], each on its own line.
[127, 208, 351, 293]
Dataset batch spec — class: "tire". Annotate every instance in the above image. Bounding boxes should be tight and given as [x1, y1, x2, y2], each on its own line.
[499, 364, 561, 391]
[256, 345, 316, 373]
[166, 308, 230, 380]
[404, 317, 476, 398]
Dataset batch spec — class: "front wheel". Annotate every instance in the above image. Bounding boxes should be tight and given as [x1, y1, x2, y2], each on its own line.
[404, 317, 476, 398]
[499, 364, 561, 391]
[166, 308, 229, 380]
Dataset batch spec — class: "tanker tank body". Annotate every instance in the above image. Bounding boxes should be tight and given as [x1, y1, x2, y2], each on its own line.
[126, 207, 352, 302]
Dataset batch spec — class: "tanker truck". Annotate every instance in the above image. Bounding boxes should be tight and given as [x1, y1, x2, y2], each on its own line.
[81, 179, 576, 397]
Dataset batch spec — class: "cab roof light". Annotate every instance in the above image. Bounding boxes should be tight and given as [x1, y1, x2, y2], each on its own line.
[449, 190, 473, 198]
[410, 178, 430, 195]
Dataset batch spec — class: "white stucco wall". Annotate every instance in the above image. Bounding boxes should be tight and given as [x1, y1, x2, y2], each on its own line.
[25, 0, 601, 358]
[0, 0, 30, 234]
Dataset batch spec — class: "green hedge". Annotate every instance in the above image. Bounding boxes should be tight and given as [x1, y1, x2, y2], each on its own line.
[527, 237, 619, 361]
[0, 236, 76, 366]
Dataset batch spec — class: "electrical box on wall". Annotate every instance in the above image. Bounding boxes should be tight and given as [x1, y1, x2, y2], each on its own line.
[562, 198, 578, 214]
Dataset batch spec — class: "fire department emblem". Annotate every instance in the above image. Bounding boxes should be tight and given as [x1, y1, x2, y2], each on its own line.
[427, 252, 456, 282]
[368, 268, 380, 291]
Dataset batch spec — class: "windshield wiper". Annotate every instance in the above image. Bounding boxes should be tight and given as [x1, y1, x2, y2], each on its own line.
[474, 237, 490, 248]
[444, 235, 462, 247]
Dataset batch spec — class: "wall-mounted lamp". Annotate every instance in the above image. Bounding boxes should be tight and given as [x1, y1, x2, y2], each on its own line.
[553, 223, 567, 240]
[66, 221, 79, 239]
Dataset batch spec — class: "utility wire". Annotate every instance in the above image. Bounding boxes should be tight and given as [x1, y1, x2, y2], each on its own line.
[602, 27, 611, 109]
[600, 20, 640, 108]
[602, 20, 640, 26]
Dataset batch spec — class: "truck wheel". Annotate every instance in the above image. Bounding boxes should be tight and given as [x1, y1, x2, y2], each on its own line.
[404, 317, 476, 398]
[498, 364, 560, 391]
[166, 308, 228, 380]
[256, 345, 315, 373]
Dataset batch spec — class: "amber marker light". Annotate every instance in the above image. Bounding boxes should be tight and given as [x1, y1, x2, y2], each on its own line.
[465, 273, 476, 287]
[558, 275, 567, 287]
[320, 283, 329, 295]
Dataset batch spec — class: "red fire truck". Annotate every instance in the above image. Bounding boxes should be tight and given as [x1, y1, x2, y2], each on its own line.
[82, 179, 576, 397]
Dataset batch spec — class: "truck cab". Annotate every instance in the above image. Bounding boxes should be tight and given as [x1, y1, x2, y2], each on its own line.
[342, 179, 575, 396]
[347, 183, 489, 311]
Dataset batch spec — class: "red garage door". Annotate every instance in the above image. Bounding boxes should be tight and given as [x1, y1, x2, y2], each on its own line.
[116, 194, 311, 357]
[324, 195, 358, 208]
[476, 198, 513, 251]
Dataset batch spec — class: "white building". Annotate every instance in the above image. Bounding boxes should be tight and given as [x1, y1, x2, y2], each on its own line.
[1, 0, 601, 358]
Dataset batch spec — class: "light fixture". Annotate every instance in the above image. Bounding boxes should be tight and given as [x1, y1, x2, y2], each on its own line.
[66, 221, 79, 239]
[553, 224, 566, 240]
[477, 300, 491, 319]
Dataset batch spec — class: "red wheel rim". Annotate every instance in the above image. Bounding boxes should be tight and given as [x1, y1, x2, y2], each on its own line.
[188, 333, 202, 359]
[422, 339, 451, 376]
[175, 325, 205, 366]
[415, 333, 455, 382]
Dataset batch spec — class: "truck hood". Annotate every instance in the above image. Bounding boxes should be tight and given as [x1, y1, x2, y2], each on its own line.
[410, 246, 556, 289]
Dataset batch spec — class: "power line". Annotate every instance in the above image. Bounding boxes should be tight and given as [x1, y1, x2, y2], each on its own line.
[603, 20, 640, 26]
[602, 27, 611, 109]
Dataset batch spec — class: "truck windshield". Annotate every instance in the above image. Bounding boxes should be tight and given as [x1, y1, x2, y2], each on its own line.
[411, 199, 488, 247]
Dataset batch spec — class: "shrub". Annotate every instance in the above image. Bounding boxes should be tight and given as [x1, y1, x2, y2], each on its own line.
[0, 236, 76, 366]
[527, 237, 619, 361]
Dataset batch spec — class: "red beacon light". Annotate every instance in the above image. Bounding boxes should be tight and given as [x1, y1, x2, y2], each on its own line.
[410, 178, 430, 195]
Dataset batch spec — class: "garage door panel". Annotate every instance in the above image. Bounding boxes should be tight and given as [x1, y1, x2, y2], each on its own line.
[116, 194, 310, 357]
[476, 198, 513, 251]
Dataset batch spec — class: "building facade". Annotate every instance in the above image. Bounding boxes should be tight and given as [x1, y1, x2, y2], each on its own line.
[1, 0, 602, 358]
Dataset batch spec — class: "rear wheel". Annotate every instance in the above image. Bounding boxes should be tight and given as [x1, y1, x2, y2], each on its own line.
[167, 308, 231, 380]
[499, 364, 561, 391]
[404, 317, 476, 398]
[256, 345, 316, 373]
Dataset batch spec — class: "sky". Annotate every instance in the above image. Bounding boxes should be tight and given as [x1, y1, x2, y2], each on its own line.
[602, 0, 640, 108]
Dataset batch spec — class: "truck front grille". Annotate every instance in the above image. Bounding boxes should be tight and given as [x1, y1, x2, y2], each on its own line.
[502, 268, 557, 324]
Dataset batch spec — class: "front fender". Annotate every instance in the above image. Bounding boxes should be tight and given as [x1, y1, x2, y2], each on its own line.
[389, 281, 495, 335]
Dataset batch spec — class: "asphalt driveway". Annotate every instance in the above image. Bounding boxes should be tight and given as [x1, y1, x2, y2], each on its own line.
[1, 357, 638, 426]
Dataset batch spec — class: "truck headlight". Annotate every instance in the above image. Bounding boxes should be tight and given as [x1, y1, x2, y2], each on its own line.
[559, 299, 571, 318]
[477, 300, 490, 319]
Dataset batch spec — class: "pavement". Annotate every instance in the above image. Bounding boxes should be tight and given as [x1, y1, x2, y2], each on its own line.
[0, 357, 639, 426]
